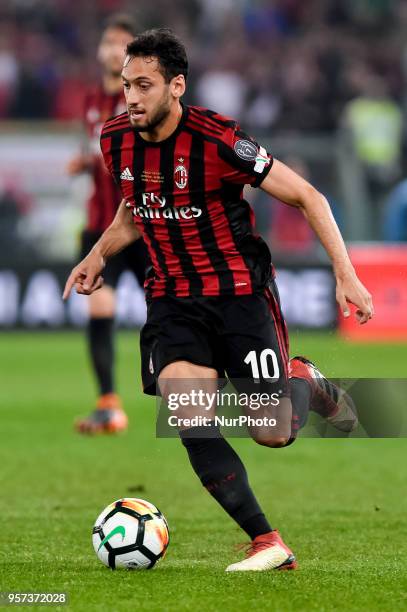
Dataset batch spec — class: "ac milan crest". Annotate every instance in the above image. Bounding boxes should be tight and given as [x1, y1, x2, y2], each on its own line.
[174, 158, 188, 189]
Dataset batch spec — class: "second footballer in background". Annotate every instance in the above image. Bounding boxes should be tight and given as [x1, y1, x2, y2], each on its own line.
[67, 14, 149, 434]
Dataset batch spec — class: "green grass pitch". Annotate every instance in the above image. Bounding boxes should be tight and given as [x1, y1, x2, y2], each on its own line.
[1, 331, 407, 611]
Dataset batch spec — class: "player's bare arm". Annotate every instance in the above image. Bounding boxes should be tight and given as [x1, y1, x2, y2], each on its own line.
[260, 159, 374, 324]
[66, 153, 95, 176]
[63, 199, 140, 299]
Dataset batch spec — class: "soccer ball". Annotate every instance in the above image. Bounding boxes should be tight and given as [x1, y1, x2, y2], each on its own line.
[92, 498, 169, 569]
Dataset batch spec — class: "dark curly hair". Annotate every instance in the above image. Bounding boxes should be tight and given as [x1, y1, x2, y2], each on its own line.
[126, 28, 188, 83]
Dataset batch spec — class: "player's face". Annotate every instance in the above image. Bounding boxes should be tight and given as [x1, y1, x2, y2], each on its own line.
[97, 27, 134, 77]
[121, 55, 185, 132]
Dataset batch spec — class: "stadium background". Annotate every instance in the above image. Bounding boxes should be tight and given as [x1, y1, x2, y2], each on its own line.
[1, 1, 406, 611]
[1, 0, 407, 337]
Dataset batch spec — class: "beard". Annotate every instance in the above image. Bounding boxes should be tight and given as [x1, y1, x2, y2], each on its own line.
[128, 94, 171, 132]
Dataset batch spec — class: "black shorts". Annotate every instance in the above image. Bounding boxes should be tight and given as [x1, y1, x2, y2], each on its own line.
[80, 230, 150, 289]
[140, 280, 290, 397]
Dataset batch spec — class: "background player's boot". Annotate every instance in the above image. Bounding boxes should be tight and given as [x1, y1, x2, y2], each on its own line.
[75, 393, 128, 434]
[290, 356, 358, 432]
[226, 530, 297, 572]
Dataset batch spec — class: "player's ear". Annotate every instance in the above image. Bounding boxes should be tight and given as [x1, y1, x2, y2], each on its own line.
[171, 74, 186, 99]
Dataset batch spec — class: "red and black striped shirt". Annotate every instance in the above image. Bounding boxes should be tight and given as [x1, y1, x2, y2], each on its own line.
[100, 104, 274, 298]
[83, 85, 127, 232]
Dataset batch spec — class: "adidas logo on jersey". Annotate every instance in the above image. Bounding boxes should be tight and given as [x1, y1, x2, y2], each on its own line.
[120, 167, 134, 181]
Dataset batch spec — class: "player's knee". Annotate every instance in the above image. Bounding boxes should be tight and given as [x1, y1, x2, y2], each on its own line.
[252, 434, 291, 448]
[159, 360, 217, 380]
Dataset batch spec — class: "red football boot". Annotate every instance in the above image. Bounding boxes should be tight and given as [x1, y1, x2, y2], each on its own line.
[75, 393, 128, 435]
[226, 530, 297, 572]
[290, 356, 358, 432]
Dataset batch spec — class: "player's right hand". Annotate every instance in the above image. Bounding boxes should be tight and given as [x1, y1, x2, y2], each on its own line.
[66, 154, 93, 176]
[63, 251, 106, 300]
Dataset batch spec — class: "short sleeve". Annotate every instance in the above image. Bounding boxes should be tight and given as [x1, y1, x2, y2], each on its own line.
[218, 126, 273, 187]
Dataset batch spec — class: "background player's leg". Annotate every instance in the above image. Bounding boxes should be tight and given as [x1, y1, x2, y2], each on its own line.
[75, 286, 127, 434]
[88, 287, 116, 397]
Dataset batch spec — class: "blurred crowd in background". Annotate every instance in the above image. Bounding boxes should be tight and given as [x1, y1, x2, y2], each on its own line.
[1, 0, 407, 264]
[1, 0, 405, 130]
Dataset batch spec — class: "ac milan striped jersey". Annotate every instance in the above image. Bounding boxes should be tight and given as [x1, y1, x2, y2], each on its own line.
[83, 85, 127, 232]
[100, 104, 274, 298]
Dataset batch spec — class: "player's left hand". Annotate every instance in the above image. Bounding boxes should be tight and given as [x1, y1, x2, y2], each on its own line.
[335, 268, 374, 324]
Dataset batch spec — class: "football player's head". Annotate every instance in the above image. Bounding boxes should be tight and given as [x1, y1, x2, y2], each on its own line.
[121, 28, 188, 132]
[98, 14, 137, 77]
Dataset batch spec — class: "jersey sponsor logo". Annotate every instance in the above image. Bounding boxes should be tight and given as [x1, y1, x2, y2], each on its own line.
[234, 139, 258, 161]
[133, 192, 202, 220]
[174, 158, 188, 189]
[133, 204, 202, 220]
[141, 192, 166, 208]
[120, 166, 134, 181]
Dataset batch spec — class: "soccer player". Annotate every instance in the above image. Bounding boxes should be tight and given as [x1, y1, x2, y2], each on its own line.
[64, 29, 374, 570]
[66, 15, 149, 434]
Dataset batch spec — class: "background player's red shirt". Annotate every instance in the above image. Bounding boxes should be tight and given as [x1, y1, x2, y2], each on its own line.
[83, 85, 127, 232]
[100, 105, 273, 298]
